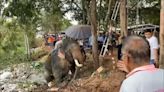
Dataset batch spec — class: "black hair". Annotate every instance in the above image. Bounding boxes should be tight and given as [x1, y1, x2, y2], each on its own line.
[144, 29, 153, 33]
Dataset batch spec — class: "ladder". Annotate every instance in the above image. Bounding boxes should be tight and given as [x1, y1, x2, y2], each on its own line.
[111, 1, 120, 21]
[99, 1, 120, 57]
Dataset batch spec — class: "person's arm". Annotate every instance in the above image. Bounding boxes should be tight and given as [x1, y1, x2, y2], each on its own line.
[154, 48, 158, 64]
[152, 37, 159, 64]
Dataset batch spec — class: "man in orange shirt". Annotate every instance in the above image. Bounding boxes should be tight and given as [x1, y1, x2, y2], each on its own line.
[47, 34, 55, 50]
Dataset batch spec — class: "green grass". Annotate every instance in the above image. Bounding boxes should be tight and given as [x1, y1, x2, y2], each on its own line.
[0, 54, 29, 70]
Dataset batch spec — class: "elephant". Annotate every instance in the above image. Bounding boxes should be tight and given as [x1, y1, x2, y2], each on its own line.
[44, 37, 86, 88]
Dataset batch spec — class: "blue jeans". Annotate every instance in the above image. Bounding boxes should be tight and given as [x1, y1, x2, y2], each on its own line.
[150, 59, 155, 64]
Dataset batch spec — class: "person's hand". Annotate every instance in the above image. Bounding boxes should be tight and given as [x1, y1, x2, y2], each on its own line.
[117, 61, 129, 73]
[154, 58, 159, 68]
[154, 56, 159, 67]
[154, 58, 158, 64]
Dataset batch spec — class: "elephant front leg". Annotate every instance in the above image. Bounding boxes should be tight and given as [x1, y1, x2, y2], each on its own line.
[44, 69, 54, 87]
[72, 66, 78, 80]
[44, 61, 55, 87]
[68, 66, 79, 85]
[52, 69, 66, 86]
[69, 62, 80, 80]
[69, 63, 76, 77]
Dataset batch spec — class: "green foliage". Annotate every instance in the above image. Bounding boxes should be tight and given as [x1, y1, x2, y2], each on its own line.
[31, 62, 43, 69]
[0, 0, 72, 69]
[0, 26, 24, 53]
[0, 54, 28, 70]
[3, 0, 38, 25]
[1, 0, 66, 30]
[140, 6, 160, 25]
[41, 14, 71, 32]
[128, 0, 160, 25]
[41, 14, 63, 32]
[61, 19, 71, 30]
[0, 19, 27, 69]
[60, 0, 160, 28]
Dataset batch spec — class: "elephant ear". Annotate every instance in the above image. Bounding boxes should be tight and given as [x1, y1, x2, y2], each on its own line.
[64, 48, 74, 63]
[57, 49, 65, 59]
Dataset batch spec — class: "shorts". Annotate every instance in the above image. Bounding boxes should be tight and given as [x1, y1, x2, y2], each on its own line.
[48, 43, 54, 46]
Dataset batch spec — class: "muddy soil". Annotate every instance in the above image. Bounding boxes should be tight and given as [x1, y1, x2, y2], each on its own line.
[32, 52, 126, 92]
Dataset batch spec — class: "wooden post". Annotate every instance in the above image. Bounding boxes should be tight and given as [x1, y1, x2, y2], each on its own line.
[159, 0, 164, 69]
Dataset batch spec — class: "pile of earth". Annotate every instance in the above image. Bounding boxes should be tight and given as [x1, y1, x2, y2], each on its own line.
[32, 70, 125, 92]
[33, 54, 126, 92]
[59, 70, 125, 92]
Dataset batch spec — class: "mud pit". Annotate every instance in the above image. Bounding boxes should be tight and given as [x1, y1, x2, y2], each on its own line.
[32, 53, 126, 92]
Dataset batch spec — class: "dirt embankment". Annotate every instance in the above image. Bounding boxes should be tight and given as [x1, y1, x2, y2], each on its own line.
[59, 70, 125, 92]
[33, 54, 126, 92]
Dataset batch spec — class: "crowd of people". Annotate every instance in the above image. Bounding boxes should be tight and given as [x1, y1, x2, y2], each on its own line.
[43, 32, 65, 50]
[117, 29, 164, 92]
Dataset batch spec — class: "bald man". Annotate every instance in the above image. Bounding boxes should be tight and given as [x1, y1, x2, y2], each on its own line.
[117, 36, 164, 92]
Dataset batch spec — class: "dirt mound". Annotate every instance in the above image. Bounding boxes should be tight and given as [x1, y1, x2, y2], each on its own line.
[32, 51, 125, 92]
[31, 85, 48, 92]
[32, 74, 125, 92]
[58, 70, 125, 92]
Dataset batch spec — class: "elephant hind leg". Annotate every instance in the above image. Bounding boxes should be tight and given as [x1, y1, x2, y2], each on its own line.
[44, 70, 54, 83]
[52, 69, 70, 88]
[52, 70, 63, 84]
[44, 54, 54, 83]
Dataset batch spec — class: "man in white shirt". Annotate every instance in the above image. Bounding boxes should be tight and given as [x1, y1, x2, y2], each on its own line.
[117, 36, 164, 92]
[144, 29, 159, 65]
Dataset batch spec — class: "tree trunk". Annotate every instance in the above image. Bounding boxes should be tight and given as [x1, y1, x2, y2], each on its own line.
[104, 0, 113, 30]
[86, 0, 91, 24]
[81, 0, 87, 24]
[24, 31, 30, 59]
[90, 0, 99, 69]
[98, 0, 102, 31]
[120, 0, 127, 37]
[159, 0, 164, 69]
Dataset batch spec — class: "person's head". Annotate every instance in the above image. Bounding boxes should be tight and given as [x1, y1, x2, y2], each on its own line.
[144, 29, 153, 39]
[105, 31, 109, 35]
[121, 36, 150, 71]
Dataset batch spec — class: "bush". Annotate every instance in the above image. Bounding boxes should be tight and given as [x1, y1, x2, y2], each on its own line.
[0, 53, 29, 70]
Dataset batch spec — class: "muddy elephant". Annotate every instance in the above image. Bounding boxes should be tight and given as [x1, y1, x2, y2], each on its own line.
[44, 37, 86, 87]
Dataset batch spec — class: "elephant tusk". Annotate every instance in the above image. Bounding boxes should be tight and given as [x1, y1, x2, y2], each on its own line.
[48, 82, 54, 87]
[74, 59, 83, 67]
